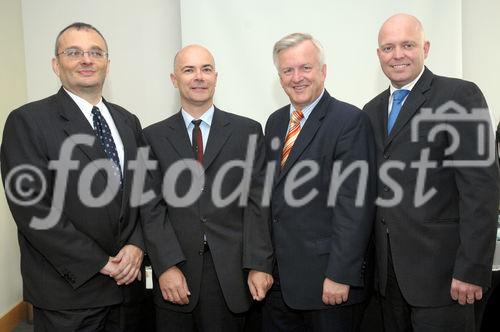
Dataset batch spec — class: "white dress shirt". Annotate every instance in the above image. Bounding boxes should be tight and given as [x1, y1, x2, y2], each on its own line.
[64, 88, 125, 172]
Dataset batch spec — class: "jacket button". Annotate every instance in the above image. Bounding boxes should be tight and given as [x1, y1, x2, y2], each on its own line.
[198, 250, 204, 255]
[381, 218, 386, 225]
[200, 217, 207, 223]
[273, 218, 278, 223]
[383, 186, 389, 192]
[383, 154, 390, 159]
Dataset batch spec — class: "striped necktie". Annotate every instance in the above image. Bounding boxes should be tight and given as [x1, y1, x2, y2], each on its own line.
[280, 109, 304, 168]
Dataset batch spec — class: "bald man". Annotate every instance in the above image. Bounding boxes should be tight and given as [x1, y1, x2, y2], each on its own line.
[141, 45, 273, 331]
[363, 14, 499, 331]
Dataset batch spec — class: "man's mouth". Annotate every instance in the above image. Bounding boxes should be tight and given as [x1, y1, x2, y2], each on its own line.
[293, 85, 308, 92]
[391, 64, 409, 70]
[78, 69, 96, 76]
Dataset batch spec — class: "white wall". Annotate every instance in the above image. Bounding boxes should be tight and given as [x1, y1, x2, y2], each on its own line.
[21, 0, 182, 127]
[462, 0, 500, 126]
[180, 0, 462, 125]
[0, 0, 26, 317]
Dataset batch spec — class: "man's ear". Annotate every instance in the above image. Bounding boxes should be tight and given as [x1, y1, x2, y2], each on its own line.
[170, 73, 178, 88]
[51, 57, 60, 77]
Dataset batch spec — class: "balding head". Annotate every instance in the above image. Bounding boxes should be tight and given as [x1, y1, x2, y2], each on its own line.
[378, 14, 425, 46]
[377, 13, 430, 88]
[170, 44, 218, 115]
[173, 44, 216, 72]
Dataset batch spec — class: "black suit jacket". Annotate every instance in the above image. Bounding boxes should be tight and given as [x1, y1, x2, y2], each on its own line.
[265, 90, 376, 310]
[363, 67, 500, 306]
[1, 88, 145, 310]
[141, 108, 273, 314]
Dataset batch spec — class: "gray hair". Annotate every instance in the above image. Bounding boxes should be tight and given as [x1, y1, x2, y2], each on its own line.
[273, 33, 325, 70]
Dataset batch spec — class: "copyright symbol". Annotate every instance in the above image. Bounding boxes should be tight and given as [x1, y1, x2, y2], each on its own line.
[4, 165, 47, 206]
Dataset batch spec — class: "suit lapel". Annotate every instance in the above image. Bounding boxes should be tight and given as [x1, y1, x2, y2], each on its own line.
[203, 108, 232, 170]
[164, 111, 197, 164]
[57, 88, 120, 222]
[276, 91, 330, 186]
[385, 68, 433, 149]
[58, 88, 107, 163]
[373, 89, 390, 147]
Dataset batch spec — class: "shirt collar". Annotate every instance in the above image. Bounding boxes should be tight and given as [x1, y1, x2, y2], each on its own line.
[290, 89, 325, 121]
[181, 105, 215, 129]
[64, 87, 105, 114]
[389, 67, 425, 96]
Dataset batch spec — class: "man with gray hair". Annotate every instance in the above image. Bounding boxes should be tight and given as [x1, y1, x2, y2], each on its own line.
[263, 32, 376, 331]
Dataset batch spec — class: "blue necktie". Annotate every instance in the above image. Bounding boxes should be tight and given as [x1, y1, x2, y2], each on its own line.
[91, 106, 122, 182]
[387, 89, 410, 134]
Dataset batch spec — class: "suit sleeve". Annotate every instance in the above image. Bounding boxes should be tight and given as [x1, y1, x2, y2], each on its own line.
[325, 111, 376, 287]
[450, 82, 500, 287]
[242, 123, 274, 273]
[140, 130, 186, 278]
[1, 110, 109, 289]
[125, 115, 147, 250]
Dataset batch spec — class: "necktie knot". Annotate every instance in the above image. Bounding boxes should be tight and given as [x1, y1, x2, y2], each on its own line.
[393, 89, 410, 103]
[91, 106, 102, 118]
[192, 119, 202, 127]
[291, 110, 304, 124]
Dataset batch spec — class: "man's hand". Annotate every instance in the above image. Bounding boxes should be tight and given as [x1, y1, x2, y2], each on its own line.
[322, 278, 350, 305]
[450, 278, 483, 305]
[100, 256, 119, 277]
[111, 245, 144, 285]
[247, 270, 273, 301]
[159, 266, 191, 305]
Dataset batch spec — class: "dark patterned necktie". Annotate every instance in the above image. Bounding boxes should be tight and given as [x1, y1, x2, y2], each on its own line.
[192, 119, 203, 163]
[91, 106, 122, 181]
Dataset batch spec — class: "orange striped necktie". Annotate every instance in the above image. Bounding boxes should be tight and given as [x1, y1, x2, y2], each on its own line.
[280, 109, 304, 168]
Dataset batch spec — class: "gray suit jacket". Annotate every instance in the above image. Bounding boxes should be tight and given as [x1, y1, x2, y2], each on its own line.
[142, 108, 273, 313]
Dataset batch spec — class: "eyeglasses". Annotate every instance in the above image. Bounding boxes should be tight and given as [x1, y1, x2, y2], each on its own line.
[57, 48, 108, 59]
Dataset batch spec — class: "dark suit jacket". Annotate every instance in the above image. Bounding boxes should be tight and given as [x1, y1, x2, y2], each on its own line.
[363, 67, 500, 307]
[265, 90, 376, 310]
[141, 108, 273, 314]
[1, 88, 145, 310]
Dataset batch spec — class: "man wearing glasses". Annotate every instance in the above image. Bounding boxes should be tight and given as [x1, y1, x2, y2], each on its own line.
[1, 22, 146, 331]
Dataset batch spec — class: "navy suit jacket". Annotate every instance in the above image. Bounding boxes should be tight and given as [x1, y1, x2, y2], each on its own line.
[265, 90, 376, 310]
